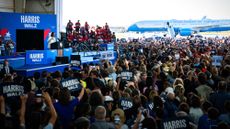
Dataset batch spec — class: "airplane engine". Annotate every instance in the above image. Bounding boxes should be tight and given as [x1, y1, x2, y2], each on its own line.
[179, 28, 192, 36]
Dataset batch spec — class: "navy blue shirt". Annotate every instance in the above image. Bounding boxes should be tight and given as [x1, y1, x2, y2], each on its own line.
[54, 97, 79, 128]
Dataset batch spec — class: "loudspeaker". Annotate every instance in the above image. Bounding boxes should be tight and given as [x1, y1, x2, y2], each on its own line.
[56, 56, 69, 64]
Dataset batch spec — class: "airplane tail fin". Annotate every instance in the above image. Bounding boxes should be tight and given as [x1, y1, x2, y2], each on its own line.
[202, 16, 207, 21]
[166, 22, 176, 38]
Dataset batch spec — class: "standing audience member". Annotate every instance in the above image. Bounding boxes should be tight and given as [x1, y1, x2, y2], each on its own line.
[1, 59, 14, 75]
[54, 87, 84, 129]
[90, 106, 115, 129]
[209, 81, 230, 113]
[197, 101, 213, 129]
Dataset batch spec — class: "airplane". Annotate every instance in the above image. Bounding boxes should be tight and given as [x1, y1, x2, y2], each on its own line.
[127, 16, 230, 36]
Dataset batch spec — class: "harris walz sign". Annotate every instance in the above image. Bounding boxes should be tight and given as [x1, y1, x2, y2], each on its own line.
[0, 83, 24, 97]
[61, 78, 82, 92]
[162, 117, 190, 129]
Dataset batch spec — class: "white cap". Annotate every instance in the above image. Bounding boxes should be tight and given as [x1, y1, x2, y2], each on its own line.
[105, 96, 114, 102]
[165, 87, 175, 95]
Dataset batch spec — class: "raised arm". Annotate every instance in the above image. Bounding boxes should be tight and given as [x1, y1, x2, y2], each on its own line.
[43, 92, 57, 126]
[0, 96, 5, 115]
[132, 111, 142, 129]
[77, 87, 85, 101]
[20, 95, 28, 128]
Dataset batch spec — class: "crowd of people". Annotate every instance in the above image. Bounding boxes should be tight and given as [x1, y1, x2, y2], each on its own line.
[65, 20, 116, 51]
[0, 33, 15, 56]
[0, 35, 230, 129]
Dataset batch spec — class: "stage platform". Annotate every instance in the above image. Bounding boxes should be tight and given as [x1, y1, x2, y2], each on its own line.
[1, 47, 117, 77]
[15, 64, 71, 77]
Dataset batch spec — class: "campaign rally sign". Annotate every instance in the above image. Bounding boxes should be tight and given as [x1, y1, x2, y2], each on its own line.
[106, 51, 114, 59]
[0, 12, 57, 51]
[212, 55, 223, 66]
[100, 51, 114, 60]
[107, 43, 114, 51]
[61, 78, 82, 92]
[119, 98, 133, 110]
[26, 50, 47, 64]
[120, 71, 133, 81]
[99, 43, 114, 51]
[0, 83, 24, 97]
[162, 117, 190, 129]
[100, 51, 108, 59]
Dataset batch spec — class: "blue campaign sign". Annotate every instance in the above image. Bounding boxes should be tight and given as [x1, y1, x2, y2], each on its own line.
[99, 43, 114, 50]
[26, 50, 47, 65]
[107, 43, 114, 50]
[26, 50, 58, 65]
[0, 12, 57, 51]
[46, 49, 58, 64]
[61, 78, 82, 92]
[120, 71, 133, 81]
[212, 55, 223, 66]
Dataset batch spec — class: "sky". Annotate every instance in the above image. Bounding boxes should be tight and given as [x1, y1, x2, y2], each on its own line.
[63, 0, 230, 27]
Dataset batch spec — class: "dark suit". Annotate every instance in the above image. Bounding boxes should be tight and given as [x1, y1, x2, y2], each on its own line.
[1, 65, 14, 75]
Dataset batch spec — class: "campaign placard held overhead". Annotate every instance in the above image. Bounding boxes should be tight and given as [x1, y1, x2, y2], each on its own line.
[120, 71, 133, 81]
[0, 83, 24, 97]
[162, 117, 190, 129]
[61, 78, 82, 92]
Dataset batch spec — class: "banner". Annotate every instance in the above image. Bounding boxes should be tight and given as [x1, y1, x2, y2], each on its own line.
[0, 83, 24, 97]
[26, 50, 47, 64]
[0, 12, 57, 51]
[61, 78, 82, 92]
